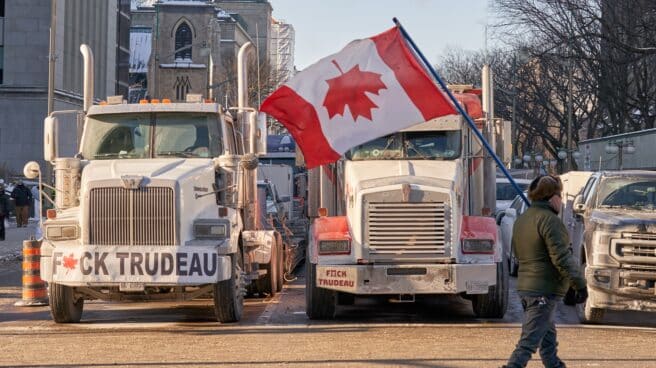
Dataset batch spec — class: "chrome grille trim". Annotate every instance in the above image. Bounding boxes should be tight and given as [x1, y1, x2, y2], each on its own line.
[366, 202, 449, 262]
[89, 187, 176, 246]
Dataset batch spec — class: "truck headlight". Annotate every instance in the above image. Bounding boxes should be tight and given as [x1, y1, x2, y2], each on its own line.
[45, 224, 79, 240]
[194, 219, 230, 239]
[462, 239, 494, 254]
[318, 240, 350, 255]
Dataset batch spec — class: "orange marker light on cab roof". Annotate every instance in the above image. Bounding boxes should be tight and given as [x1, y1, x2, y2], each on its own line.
[99, 101, 108, 105]
[139, 99, 148, 104]
[46, 209, 57, 220]
[151, 99, 160, 104]
[162, 98, 171, 104]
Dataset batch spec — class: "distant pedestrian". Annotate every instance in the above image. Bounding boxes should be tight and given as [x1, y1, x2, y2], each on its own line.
[0, 183, 8, 240]
[11, 180, 32, 227]
[503, 175, 587, 368]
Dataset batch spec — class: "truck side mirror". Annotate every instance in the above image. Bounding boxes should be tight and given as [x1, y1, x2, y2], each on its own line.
[44, 116, 59, 162]
[253, 112, 268, 156]
[573, 194, 585, 215]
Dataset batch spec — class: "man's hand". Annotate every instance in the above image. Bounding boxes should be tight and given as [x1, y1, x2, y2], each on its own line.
[574, 286, 588, 304]
[563, 287, 576, 306]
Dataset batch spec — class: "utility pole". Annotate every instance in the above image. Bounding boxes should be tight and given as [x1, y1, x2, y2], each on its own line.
[566, 49, 573, 172]
[47, 0, 56, 115]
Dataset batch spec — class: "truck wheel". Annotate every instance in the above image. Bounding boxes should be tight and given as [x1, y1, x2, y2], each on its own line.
[576, 262, 605, 324]
[255, 240, 278, 296]
[275, 237, 284, 292]
[49, 283, 83, 323]
[305, 256, 337, 319]
[472, 260, 509, 319]
[214, 253, 245, 323]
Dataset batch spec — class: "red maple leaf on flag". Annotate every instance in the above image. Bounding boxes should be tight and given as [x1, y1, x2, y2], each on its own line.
[63, 253, 78, 272]
[323, 60, 387, 121]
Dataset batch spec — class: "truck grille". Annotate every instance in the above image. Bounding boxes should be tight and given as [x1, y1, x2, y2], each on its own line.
[613, 233, 656, 264]
[89, 187, 176, 245]
[366, 202, 449, 262]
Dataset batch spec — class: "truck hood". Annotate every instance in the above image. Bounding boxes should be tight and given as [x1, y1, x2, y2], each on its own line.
[82, 158, 213, 182]
[590, 209, 656, 231]
[347, 160, 458, 189]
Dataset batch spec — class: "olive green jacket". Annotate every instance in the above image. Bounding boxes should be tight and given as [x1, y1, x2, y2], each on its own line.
[511, 201, 586, 296]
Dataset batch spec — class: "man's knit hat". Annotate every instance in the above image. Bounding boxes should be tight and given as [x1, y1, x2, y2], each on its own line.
[528, 175, 563, 201]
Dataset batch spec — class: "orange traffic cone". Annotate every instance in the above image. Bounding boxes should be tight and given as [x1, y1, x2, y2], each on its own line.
[14, 238, 48, 307]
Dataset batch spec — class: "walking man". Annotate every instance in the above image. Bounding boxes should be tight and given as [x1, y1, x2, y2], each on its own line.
[0, 183, 8, 240]
[503, 175, 588, 368]
[11, 180, 32, 227]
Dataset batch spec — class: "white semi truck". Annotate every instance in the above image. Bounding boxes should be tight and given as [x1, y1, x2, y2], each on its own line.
[305, 90, 510, 319]
[24, 44, 283, 323]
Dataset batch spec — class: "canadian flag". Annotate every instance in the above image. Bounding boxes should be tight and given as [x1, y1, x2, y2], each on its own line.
[260, 26, 457, 168]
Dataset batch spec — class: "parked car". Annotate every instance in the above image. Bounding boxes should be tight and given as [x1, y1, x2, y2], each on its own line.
[498, 193, 530, 276]
[495, 177, 531, 217]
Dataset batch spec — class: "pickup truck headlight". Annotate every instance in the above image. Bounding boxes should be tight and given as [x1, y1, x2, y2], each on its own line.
[193, 219, 230, 239]
[45, 224, 79, 240]
[319, 240, 350, 255]
[462, 239, 494, 254]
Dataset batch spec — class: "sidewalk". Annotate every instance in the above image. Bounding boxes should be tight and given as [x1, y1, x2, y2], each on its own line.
[0, 218, 40, 263]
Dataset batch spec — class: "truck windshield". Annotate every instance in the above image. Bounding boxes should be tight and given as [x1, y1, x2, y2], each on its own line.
[596, 177, 656, 210]
[81, 113, 221, 159]
[345, 131, 461, 160]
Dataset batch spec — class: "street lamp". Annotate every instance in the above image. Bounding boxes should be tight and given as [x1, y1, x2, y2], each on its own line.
[557, 149, 581, 172]
[604, 139, 635, 170]
[522, 152, 546, 176]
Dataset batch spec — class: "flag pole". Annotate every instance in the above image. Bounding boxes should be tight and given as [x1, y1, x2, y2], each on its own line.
[392, 18, 530, 206]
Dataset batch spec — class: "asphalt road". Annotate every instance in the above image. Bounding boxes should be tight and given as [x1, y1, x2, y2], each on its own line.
[1, 259, 656, 368]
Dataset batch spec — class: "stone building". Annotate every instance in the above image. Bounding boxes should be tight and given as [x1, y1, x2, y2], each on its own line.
[215, 0, 271, 62]
[132, 0, 254, 104]
[0, 0, 129, 174]
[146, 0, 222, 101]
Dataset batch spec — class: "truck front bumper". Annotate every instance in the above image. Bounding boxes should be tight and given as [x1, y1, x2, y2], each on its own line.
[40, 241, 231, 287]
[316, 263, 496, 295]
[587, 265, 656, 312]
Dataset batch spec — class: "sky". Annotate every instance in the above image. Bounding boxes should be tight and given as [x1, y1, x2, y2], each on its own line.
[271, 0, 490, 70]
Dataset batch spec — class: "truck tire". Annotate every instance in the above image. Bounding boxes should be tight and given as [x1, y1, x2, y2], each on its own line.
[305, 255, 337, 319]
[255, 240, 278, 296]
[214, 253, 244, 323]
[275, 237, 284, 292]
[472, 260, 509, 319]
[49, 283, 83, 323]
[576, 262, 605, 324]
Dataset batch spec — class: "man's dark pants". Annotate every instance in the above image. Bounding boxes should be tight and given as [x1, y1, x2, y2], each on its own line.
[0, 215, 5, 240]
[505, 292, 565, 368]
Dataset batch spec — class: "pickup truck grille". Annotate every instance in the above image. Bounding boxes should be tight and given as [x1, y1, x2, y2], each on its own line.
[89, 187, 176, 246]
[613, 234, 656, 264]
[366, 202, 449, 262]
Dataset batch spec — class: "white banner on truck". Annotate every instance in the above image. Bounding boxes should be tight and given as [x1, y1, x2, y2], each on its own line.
[50, 245, 229, 284]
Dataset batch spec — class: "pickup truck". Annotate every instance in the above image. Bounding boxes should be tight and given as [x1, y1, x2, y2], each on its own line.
[569, 171, 656, 323]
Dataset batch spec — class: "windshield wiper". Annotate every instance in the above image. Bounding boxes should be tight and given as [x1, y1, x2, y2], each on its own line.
[404, 141, 430, 160]
[93, 153, 120, 159]
[156, 151, 195, 158]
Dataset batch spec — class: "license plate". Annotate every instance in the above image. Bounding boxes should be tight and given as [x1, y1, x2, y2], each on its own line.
[119, 282, 145, 292]
[465, 280, 489, 294]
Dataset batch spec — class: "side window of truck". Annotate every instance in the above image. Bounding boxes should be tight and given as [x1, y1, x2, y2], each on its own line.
[223, 121, 237, 154]
[581, 176, 596, 202]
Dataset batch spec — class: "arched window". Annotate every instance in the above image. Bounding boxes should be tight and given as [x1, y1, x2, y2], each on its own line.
[175, 23, 192, 61]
